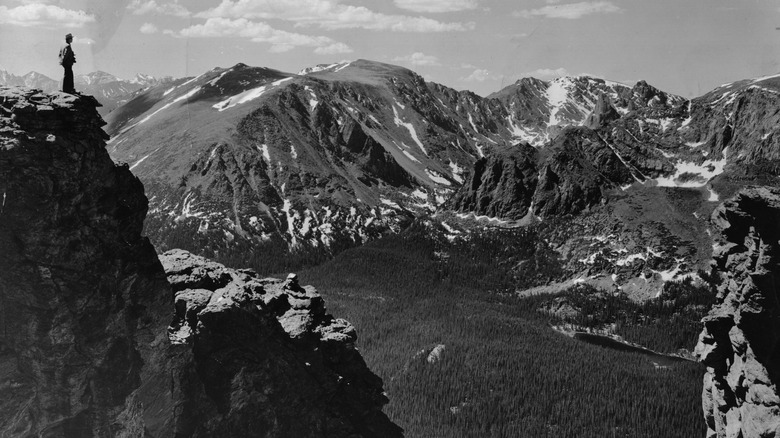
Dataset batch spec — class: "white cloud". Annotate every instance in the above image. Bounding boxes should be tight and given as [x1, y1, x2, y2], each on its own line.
[129, 0, 190, 18]
[522, 67, 569, 79]
[514, 1, 621, 19]
[197, 0, 473, 32]
[392, 52, 440, 66]
[140, 22, 158, 34]
[177, 18, 353, 54]
[74, 37, 96, 45]
[393, 0, 478, 13]
[314, 43, 353, 55]
[0, 3, 95, 28]
[463, 68, 491, 82]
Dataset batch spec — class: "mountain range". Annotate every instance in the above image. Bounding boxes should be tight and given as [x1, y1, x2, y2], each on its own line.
[0, 69, 173, 115]
[2, 58, 779, 436]
[105, 59, 780, 297]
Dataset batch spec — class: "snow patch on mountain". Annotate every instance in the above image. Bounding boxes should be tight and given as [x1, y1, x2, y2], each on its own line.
[208, 69, 232, 86]
[402, 149, 420, 163]
[654, 148, 728, 188]
[425, 169, 451, 186]
[507, 115, 547, 146]
[258, 144, 270, 163]
[546, 78, 570, 126]
[139, 86, 201, 124]
[380, 198, 401, 209]
[129, 148, 160, 171]
[393, 105, 427, 155]
[298, 62, 351, 75]
[282, 199, 299, 248]
[305, 86, 318, 111]
[448, 161, 465, 184]
[175, 192, 205, 222]
[213, 77, 292, 112]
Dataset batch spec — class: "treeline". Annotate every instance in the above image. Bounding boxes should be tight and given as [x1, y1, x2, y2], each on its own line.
[300, 222, 707, 438]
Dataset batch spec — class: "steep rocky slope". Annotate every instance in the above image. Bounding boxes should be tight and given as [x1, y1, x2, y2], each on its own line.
[695, 187, 780, 438]
[103, 58, 780, 294]
[105, 60, 512, 264]
[456, 73, 780, 222]
[0, 86, 400, 437]
[444, 74, 780, 297]
[106, 60, 684, 270]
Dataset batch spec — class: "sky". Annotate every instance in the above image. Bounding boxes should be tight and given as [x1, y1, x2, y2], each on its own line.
[0, 0, 778, 97]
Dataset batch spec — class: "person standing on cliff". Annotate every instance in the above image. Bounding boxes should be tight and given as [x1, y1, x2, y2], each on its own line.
[59, 33, 76, 94]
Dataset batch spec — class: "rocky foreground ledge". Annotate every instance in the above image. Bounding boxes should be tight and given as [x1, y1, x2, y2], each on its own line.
[0, 86, 400, 437]
[161, 249, 400, 437]
[696, 187, 780, 438]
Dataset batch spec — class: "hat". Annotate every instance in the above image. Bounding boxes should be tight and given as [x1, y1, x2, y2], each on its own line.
[65, 33, 73, 38]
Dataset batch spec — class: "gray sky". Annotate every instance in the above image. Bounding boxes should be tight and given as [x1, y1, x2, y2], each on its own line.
[0, 0, 778, 97]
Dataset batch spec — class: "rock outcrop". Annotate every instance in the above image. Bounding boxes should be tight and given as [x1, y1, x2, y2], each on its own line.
[446, 143, 538, 220]
[162, 249, 401, 437]
[448, 127, 634, 219]
[695, 186, 780, 437]
[0, 86, 400, 437]
[584, 93, 620, 129]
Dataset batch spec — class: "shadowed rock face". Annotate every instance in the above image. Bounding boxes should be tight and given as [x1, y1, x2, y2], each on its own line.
[696, 187, 780, 438]
[447, 127, 634, 220]
[0, 86, 400, 437]
[162, 249, 402, 437]
[446, 142, 539, 219]
[0, 86, 169, 437]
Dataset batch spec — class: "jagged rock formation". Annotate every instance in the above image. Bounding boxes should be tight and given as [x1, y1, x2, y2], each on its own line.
[447, 143, 538, 219]
[695, 187, 780, 437]
[0, 86, 400, 437]
[447, 127, 634, 219]
[585, 93, 620, 129]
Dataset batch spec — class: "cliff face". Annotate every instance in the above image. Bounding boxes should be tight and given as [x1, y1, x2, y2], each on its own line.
[446, 143, 538, 219]
[447, 127, 634, 219]
[0, 87, 170, 437]
[0, 86, 400, 437]
[696, 187, 780, 438]
[161, 249, 401, 437]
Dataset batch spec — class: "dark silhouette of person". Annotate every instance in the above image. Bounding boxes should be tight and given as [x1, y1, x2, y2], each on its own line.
[59, 33, 76, 94]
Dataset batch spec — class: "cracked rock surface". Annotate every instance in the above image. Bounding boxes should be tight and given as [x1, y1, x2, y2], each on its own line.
[696, 186, 780, 438]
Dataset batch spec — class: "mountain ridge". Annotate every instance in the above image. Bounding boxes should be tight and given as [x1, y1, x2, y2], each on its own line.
[103, 58, 780, 296]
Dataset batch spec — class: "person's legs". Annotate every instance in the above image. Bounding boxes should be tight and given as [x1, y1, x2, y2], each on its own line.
[63, 66, 74, 93]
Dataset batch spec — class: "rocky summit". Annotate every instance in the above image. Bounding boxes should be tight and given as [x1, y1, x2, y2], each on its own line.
[696, 187, 780, 438]
[0, 86, 400, 437]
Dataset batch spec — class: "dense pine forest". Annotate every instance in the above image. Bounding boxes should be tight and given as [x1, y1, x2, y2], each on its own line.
[298, 220, 708, 438]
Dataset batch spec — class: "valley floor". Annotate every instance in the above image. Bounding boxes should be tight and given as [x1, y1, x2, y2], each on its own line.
[298, 227, 706, 438]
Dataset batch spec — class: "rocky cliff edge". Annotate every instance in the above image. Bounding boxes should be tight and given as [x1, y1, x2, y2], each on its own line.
[696, 186, 780, 438]
[0, 86, 401, 437]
